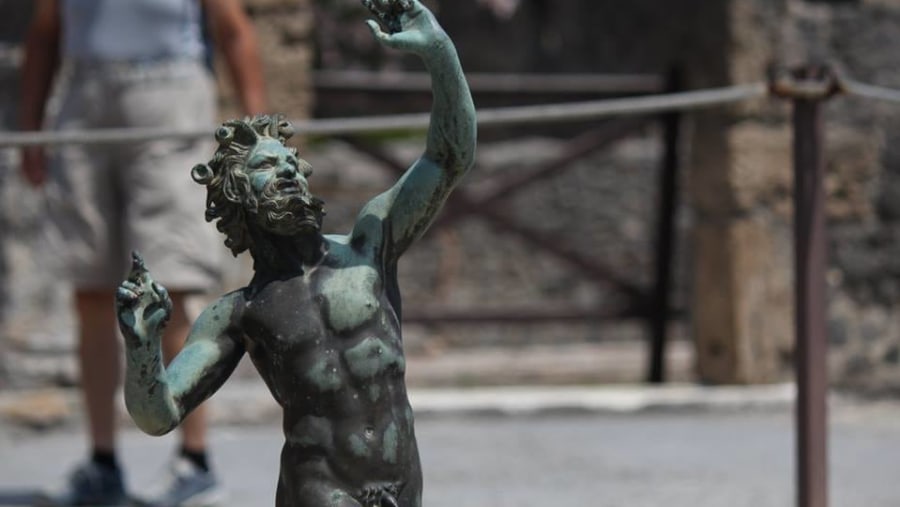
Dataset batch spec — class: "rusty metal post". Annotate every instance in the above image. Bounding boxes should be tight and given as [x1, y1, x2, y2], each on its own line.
[648, 66, 683, 384]
[778, 66, 836, 507]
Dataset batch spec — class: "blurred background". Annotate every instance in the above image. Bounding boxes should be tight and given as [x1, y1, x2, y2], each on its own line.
[2, 0, 899, 395]
[0, 0, 900, 392]
[2, 0, 900, 505]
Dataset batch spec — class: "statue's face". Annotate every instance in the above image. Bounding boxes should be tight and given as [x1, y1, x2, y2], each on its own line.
[245, 138, 322, 236]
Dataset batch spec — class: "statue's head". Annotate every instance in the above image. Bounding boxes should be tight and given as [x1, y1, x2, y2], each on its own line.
[191, 114, 325, 256]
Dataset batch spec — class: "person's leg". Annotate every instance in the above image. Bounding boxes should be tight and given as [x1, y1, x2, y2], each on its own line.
[75, 290, 120, 456]
[34, 63, 129, 506]
[159, 292, 208, 459]
[79, 289, 210, 460]
[34, 288, 129, 506]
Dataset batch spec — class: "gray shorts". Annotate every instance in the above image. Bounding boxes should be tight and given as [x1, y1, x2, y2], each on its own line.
[46, 59, 223, 291]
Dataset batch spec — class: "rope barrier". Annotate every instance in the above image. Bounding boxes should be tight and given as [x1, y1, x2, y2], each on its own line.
[840, 78, 900, 105]
[476, 83, 768, 126]
[0, 83, 768, 149]
[314, 70, 665, 94]
[9, 77, 900, 149]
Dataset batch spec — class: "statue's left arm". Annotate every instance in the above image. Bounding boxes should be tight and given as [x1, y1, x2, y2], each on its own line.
[116, 253, 245, 436]
[353, 0, 477, 261]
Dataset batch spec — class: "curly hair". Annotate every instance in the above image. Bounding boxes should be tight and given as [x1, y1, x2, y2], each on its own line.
[191, 114, 298, 256]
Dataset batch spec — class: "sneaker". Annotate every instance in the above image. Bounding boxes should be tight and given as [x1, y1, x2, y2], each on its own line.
[34, 461, 128, 506]
[134, 456, 225, 507]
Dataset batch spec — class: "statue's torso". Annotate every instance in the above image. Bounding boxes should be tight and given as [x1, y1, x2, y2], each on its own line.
[238, 238, 419, 501]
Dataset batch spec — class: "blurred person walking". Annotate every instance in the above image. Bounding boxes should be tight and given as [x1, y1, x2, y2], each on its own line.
[19, 0, 267, 505]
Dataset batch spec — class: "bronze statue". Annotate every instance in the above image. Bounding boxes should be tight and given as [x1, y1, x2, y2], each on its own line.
[114, 1, 476, 505]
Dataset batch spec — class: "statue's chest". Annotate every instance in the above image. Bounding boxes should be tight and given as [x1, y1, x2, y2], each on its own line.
[244, 263, 383, 347]
[315, 263, 382, 333]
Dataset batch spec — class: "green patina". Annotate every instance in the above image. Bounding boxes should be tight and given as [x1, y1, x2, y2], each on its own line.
[344, 336, 391, 380]
[288, 415, 333, 447]
[348, 433, 370, 458]
[320, 265, 379, 332]
[305, 357, 342, 392]
[382, 422, 399, 463]
[330, 490, 351, 506]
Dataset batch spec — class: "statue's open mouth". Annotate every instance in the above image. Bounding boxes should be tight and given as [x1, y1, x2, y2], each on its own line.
[275, 179, 301, 193]
[297, 214, 320, 231]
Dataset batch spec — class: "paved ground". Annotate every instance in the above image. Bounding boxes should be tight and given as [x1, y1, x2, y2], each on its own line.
[0, 386, 898, 507]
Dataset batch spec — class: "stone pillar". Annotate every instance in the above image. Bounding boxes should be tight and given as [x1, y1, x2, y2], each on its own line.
[687, 0, 795, 384]
[690, 120, 795, 384]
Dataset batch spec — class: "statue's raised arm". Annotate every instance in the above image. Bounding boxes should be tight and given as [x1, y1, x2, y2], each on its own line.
[354, 0, 477, 260]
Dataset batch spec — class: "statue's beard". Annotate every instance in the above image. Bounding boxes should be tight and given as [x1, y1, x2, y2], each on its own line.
[253, 184, 324, 237]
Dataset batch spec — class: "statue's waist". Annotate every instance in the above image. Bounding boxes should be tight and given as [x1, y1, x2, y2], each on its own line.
[284, 409, 413, 443]
[279, 438, 416, 492]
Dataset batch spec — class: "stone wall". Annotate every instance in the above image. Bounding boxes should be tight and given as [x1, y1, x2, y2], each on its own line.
[425, 0, 900, 391]
[674, 0, 900, 390]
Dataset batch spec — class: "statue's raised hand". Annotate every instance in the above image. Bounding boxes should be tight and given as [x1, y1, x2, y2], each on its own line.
[362, 0, 448, 55]
[116, 252, 173, 348]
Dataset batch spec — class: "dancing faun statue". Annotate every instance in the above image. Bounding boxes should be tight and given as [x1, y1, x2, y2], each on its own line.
[115, 1, 476, 505]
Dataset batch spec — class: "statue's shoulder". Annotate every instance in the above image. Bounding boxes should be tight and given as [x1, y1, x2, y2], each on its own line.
[212, 289, 248, 314]
[324, 233, 382, 269]
[223, 287, 249, 303]
[191, 288, 247, 337]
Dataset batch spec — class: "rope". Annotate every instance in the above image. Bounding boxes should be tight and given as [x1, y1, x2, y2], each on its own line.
[840, 78, 900, 105]
[3, 75, 900, 149]
[0, 83, 768, 149]
[314, 70, 665, 94]
[476, 83, 767, 126]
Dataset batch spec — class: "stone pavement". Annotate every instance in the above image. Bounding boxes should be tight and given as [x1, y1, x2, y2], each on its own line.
[2, 340, 893, 506]
[0, 384, 898, 506]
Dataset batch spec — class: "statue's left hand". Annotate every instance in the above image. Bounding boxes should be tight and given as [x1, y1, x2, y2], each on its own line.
[116, 252, 173, 348]
[362, 0, 448, 55]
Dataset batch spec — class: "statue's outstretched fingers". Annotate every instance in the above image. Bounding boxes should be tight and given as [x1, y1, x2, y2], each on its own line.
[127, 251, 149, 284]
[120, 280, 142, 295]
[385, 0, 408, 17]
[366, 19, 391, 42]
[151, 282, 167, 299]
[152, 282, 172, 311]
[363, 0, 390, 25]
[116, 284, 140, 307]
[361, 0, 378, 16]
[131, 251, 147, 273]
